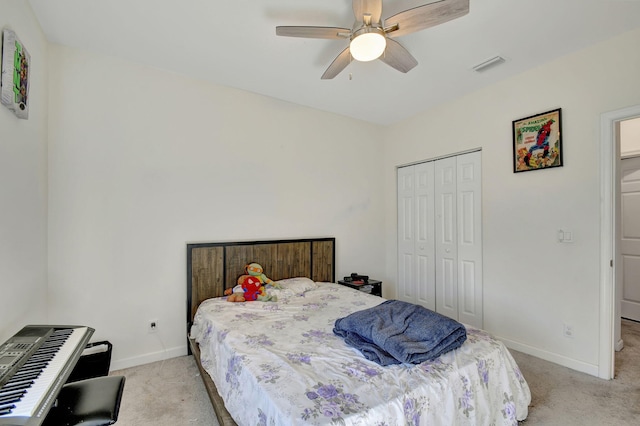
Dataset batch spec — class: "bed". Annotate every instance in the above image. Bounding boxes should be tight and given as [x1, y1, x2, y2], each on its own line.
[186, 238, 531, 425]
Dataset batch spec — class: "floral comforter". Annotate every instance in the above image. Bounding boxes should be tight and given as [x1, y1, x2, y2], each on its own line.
[191, 280, 530, 426]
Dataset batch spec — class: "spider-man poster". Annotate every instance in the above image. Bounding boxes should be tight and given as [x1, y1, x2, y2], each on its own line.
[1, 29, 30, 119]
[513, 108, 562, 173]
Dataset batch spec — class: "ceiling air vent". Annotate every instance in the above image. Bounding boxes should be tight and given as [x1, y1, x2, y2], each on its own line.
[472, 56, 505, 73]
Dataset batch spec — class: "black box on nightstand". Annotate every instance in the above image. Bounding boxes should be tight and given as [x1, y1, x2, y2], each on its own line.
[338, 279, 382, 297]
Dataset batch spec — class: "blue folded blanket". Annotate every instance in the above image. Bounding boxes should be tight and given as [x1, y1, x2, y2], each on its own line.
[333, 300, 467, 366]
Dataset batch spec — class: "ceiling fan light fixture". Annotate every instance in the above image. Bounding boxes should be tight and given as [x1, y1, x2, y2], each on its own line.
[276, 0, 471, 79]
[350, 28, 386, 62]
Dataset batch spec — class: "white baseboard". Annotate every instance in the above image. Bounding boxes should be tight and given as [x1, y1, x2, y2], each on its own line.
[109, 345, 188, 371]
[615, 338, 624, 352]
[499, 336, 600, 377]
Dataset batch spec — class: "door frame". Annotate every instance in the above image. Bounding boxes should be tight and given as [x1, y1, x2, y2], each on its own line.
[599, 104, 640, 379]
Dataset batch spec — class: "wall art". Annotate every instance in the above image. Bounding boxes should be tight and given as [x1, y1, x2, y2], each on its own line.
[1, 28, 31, 119]
[513, 108, 562, 173]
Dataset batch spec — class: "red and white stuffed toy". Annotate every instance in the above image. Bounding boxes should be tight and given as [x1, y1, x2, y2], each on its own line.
[224, 263, 276, 302]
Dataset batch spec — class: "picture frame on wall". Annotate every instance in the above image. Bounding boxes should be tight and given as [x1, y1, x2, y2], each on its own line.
[512, 108, 562, 173]
[1, 28, 31, 119]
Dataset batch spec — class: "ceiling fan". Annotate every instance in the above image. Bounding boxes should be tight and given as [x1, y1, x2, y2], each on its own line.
[276, 0, 470, 79]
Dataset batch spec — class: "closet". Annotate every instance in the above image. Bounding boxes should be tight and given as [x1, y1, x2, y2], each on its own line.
[397, 151, 483, 328]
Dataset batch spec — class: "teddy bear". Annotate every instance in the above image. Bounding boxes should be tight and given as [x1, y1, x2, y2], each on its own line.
[224, 286, 246, 302]
[224, 263, 278, 302]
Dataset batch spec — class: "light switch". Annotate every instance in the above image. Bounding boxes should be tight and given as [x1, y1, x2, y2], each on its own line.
[558, 229, 573, 243]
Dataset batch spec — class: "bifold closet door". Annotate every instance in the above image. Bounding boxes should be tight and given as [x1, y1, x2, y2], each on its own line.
[398, 151, 482, 328]
[397, 162, 436, 310]
[434, 152, 483, 328]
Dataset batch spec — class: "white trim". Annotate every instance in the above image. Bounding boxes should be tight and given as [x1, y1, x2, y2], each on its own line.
[500, 337, 599, 377]
[621, 150, 640, 159]
[599, 104, 640, 379]
[109, 345, 186, 371]
[396, 147, 482, 169]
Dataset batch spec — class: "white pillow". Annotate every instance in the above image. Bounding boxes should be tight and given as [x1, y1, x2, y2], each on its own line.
[275, 277, 318, 293]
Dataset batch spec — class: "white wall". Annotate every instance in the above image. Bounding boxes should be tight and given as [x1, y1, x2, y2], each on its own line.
[0, 1, 49, 342]
[382, 28, 640, 375]
[46, 45, 386, 369]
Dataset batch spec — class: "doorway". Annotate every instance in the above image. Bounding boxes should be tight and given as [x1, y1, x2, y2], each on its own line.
[600, 105, 640, 380]
[619, 125, 640, 323]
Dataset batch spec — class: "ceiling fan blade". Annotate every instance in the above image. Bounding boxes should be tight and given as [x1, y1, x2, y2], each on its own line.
[384, 0, 469, 38]
[353, 0, 383, 23]
[276, 26, 350, 39]
[378, 38, 418, 73]
[321, 47, 352, 79]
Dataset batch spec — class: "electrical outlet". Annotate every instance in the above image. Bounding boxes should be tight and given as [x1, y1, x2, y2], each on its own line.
[563, 323, 574, 338]
[148, 319, 158, 333]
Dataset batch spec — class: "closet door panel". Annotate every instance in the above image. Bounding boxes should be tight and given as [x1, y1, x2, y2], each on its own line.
[460, 260, 477, 314]
[416, 255, 432, 307]
[397, 166, 416, 302]
[456, 152, 483, 328]
[398, 253, 414, 301]
[435, 157, 458, 319]
[459, 191, 475, 244]
[440, 257, 457, 316]
[415, 162, 436, 309]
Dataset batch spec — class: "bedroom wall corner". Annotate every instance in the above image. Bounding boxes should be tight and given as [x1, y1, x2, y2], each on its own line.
[0, 1, 49, 342]
[381, 27, 640, 376]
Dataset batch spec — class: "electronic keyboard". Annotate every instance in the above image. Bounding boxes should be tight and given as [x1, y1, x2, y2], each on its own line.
[0, 325, 94, 425]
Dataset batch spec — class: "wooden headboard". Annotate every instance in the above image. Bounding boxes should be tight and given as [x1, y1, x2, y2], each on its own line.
[186, 237, 335, 328]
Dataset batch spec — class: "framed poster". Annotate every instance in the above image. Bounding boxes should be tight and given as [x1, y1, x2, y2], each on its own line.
[512, 108, 562, 173]
[1, 29, 31, 119]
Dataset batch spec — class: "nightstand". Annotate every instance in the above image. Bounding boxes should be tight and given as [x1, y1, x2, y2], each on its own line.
[338, 279, 382, 297]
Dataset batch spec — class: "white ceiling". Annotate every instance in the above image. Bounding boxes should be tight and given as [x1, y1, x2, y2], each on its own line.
[27, 0, 640, 125]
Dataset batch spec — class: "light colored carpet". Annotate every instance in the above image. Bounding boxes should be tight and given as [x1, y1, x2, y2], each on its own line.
[512, 318, 640, 425]
[110, 320, 640, 425]
[110, 355, 218, 426]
